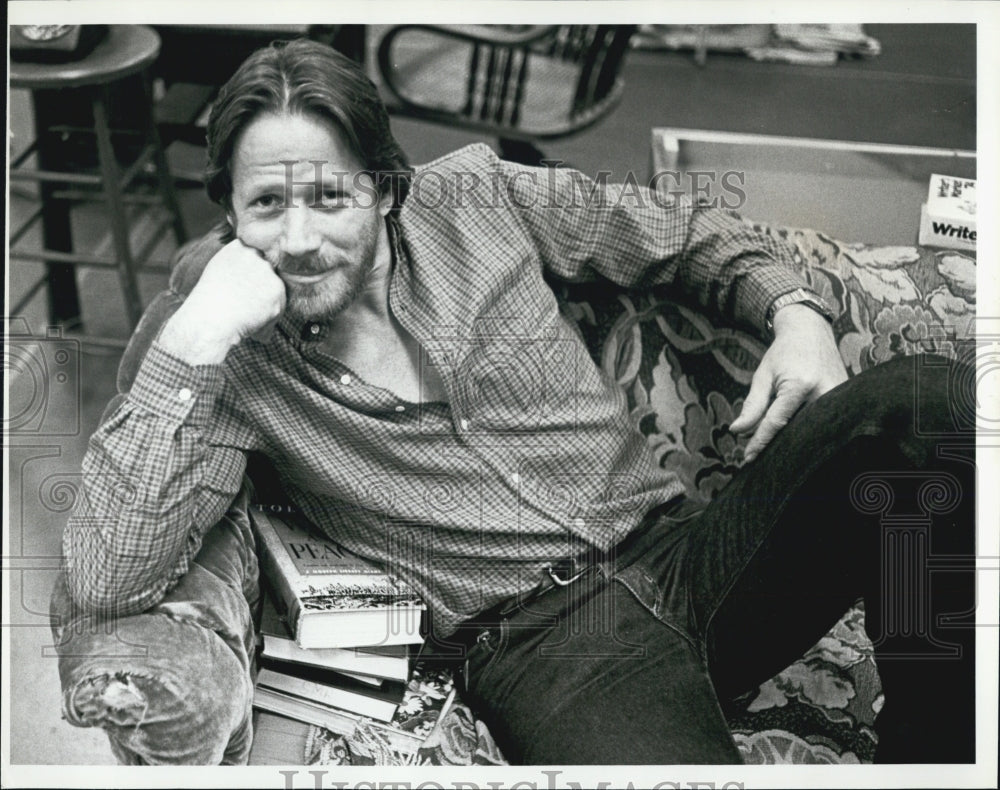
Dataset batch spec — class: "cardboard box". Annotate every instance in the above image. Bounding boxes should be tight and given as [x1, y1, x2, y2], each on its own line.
[918, 173, 977, 251]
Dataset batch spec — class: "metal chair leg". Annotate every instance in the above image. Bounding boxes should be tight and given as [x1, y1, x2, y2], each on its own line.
[92, 85, 144, 329]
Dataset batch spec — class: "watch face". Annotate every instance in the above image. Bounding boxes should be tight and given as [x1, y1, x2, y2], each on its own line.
[18, 25, 75, 42]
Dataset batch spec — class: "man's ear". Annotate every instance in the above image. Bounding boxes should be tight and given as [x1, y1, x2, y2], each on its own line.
[222, 202, 237, 243]
[377, 187, 393, 218]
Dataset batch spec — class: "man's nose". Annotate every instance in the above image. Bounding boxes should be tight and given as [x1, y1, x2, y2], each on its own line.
[279, 206, 321, 257]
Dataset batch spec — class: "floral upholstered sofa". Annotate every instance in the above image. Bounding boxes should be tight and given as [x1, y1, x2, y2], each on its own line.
[52, 221, 976, 766]
[405, 224, 977, 767]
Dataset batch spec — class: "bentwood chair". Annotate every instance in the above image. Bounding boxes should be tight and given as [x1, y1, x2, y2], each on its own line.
[376, 25, 638, 165]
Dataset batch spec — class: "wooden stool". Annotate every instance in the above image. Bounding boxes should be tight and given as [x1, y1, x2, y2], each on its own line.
[10, 25, 187, 346]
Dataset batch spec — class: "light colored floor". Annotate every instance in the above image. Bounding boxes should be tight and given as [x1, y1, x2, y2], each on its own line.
[6, 179, 210, 766]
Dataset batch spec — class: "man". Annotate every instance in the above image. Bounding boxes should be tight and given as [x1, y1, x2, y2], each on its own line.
[61, 39, 975, 764]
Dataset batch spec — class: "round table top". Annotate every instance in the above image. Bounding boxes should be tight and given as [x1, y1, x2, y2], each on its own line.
[10, 25, 161, 90]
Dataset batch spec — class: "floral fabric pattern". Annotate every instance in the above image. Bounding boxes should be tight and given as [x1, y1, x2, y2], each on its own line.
[310, 225, 976, 766]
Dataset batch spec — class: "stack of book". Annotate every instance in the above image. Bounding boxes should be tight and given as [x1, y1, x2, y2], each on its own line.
[250, 507, 454, 763]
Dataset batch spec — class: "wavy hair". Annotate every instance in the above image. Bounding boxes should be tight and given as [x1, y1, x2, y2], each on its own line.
[204, 38, 411, 214]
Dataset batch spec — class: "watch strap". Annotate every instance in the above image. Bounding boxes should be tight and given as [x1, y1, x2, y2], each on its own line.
[766, 288, 834, 335]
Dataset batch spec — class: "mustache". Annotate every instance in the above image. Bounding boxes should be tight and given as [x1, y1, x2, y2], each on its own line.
[267, 252, 338, 276]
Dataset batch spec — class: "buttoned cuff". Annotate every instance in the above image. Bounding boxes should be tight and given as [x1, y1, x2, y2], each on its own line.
[129, 341, 227, 425]
[732, 259, 815, 333]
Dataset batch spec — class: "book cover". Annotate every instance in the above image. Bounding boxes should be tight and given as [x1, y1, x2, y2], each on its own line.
[389, 661, 456, 744]
[252, 660, 456, 764]
[256, 664, 403, 722]
[251, 506, 425, 649]
[918, 173, 977, 251]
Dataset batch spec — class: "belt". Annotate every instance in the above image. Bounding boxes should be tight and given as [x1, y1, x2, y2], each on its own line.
[434, 496, 699, 654]
[459, 556, 596, 637]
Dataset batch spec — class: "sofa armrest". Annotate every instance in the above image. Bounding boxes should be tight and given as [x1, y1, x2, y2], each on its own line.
[749, 225, 976, 374]
[50, 491, 260, 764]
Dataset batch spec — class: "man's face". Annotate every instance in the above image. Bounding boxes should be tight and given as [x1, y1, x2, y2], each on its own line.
[229, 111, 391, 323]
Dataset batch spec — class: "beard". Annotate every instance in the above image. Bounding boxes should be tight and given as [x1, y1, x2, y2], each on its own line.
[266, 218, 382, 324]
[279, 254, 376, 324]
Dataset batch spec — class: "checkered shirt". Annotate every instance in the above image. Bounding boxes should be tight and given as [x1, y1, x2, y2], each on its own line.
[64, 143, 812, 635]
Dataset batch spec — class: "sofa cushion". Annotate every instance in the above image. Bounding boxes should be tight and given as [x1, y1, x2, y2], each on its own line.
[401, 226, 976, 767]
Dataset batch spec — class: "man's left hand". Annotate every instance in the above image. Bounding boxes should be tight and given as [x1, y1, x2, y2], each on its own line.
[729, 304, 848, 463]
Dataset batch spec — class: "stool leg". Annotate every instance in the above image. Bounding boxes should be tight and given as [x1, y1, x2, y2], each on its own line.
[32, 90, 83, 328]
[92, 85, 144, 329]
[141, 72, 188, 246]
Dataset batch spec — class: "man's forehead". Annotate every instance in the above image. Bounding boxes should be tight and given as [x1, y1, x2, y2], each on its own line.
[232, 112, 362, 180]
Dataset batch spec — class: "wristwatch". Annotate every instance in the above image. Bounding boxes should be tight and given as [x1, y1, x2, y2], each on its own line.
[765, 288, 834, 336]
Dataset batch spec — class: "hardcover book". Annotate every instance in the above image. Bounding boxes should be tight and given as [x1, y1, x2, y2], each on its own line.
[258, 588, 412, 682]
[251, 506, 425, 649]
[252, 661, 456, 763]
[256, 661, 405, 722]
[262, 634, 411, 684]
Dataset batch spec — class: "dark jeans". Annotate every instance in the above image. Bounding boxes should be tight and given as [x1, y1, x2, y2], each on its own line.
[452, 355, 977, 764]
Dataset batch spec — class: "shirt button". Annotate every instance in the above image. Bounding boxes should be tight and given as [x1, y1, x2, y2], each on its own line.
[309, 324, 321, 335]
[459, 418, 470, 431]
[395, 405, 406, 413]
[177, 387, 193, 402]
[511, 472, 521, 485]
[572, 517, 585, 529]
[340, 374, 352, 385]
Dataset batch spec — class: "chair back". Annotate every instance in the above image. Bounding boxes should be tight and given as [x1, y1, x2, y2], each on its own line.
[536, 26, 636, 118]
[378, 24, 637, 140]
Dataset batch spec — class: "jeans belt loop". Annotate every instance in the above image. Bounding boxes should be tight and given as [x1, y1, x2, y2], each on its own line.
[543, 561, 589, 587]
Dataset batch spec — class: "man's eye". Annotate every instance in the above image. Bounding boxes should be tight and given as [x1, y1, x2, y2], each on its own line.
[321, 191, 350, 208]
[253, 194, 281, 209]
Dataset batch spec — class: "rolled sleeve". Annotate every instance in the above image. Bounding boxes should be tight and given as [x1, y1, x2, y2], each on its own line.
[683, 205, 812, 333]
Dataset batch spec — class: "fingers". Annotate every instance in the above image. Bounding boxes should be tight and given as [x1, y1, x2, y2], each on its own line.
[729, 367, 772, 435]
[742, 387, 809, 462]
[194, 237, 286, 345]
